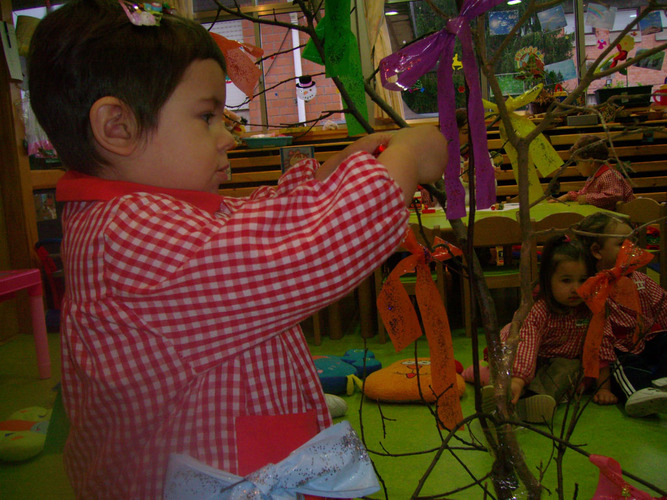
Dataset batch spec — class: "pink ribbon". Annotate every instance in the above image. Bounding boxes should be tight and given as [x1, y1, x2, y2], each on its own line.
[379, 0, 503, 219]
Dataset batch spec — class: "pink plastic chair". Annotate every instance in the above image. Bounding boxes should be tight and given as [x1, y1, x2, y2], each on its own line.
[0, 269, 51, 379]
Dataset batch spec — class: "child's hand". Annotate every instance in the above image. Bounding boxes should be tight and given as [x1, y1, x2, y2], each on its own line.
[576, 195, 588, 204]
[510, 377, 525, 405]
[549, 194, 569, 203]
[593, 388, 618, 405]
[377, 125, 448, 205]
[379, 125, 448, 185]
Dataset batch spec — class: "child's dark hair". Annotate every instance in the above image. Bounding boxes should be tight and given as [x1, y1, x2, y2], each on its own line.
[576, 212, 629, 273]
[455, 108, 468, 129]
[539, 235, 588, 314]
[28, 0, 226, 175]
[569, 135, 608, 162]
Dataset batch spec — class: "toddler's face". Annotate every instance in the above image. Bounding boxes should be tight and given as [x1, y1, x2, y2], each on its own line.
[550, 259, 588, 308]
[133, 59, 236, 193]
[596, 222, 633, 270]
[574, 158, 596, 177]
[458, 125, 469, 153]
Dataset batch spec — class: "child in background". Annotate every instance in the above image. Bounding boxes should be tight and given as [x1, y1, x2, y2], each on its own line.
[492, 236, 591, 423]
[551, 135, 634, 210]
[577, 213, 667, 417]
[28, 0, 449, 497]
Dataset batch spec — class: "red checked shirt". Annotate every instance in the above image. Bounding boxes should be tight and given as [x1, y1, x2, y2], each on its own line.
[566, 164, 635, 210]
[501, 300, 593, 383]
[56, 151, 407, 499]
[599, 272, 667, 363]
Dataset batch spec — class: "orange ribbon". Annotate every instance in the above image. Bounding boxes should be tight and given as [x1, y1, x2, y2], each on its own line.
[210, 32, 264, 99]
[376, 227, 463, 430]
[577, 240, 653, 378]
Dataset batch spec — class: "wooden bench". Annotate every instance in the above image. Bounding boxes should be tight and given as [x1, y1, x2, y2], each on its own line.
[488, 120, 667, 202]
[221, 139, 353, 198]
[222, 122, 667, 203]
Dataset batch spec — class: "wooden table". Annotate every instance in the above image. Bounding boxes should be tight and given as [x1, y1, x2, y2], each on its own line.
[408, 202, 626, 231]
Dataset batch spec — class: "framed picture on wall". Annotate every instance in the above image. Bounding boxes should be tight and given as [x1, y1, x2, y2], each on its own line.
[280, 146, 315, 173]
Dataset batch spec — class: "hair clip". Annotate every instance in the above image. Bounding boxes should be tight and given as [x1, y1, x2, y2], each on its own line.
[119, 1, 175, 26]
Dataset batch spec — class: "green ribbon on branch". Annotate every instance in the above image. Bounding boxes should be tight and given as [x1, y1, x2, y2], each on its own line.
[302, 0, 368, 136]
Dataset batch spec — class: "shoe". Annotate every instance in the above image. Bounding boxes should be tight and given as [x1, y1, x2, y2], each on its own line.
[324, 394, 348, 418]
[625, 388, 667, 417]
[515, 395, 556, 424]
[651, 377, 667, 390]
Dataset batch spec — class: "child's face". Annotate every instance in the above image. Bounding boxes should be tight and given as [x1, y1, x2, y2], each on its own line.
[594, 221, 633, 270]
[550, 259, 588, 308]
[458, 125, 469, 153]
[133, 59, 236, 193]
[574, 159, 596, 177]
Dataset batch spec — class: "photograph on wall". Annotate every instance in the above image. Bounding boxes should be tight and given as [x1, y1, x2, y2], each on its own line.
[633, 48, 665, 71]
[280, 146, 315, 172]
[488, 10, 519, 36]
[639, 10, 662, 36]
[495, 73, 525, 97]
[545, 59, 577, 83]
[537, 5, 567, 33]
[594, 28, 610, 50]
[585, 3, 616, 31]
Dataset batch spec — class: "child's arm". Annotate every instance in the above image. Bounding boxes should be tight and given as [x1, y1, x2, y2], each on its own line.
[316, 132, 393, 181]
[551, 193, 570, 203]
[593, 365, 618, 405]
[317, 126, 448, 207]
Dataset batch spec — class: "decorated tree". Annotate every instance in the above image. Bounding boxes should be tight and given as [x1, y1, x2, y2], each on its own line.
[210, 0, 667, 498]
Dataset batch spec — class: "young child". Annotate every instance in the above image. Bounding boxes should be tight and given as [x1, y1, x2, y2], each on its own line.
[27, 0, 449, 497]
[577, 212, 667, 417]
[495, 236, 591, 423]
[551, 135, 634, 210]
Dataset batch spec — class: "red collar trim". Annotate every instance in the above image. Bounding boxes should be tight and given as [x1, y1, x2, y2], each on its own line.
[56, 171, 224, 215]
[593, 164, 610, 178]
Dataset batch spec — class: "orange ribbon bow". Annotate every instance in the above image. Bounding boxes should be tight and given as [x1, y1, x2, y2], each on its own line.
[577, 240, 653, 379]
[210, 33, 264, 99]
[376, 227, 463, 430]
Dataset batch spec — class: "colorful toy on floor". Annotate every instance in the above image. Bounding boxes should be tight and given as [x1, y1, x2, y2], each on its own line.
[313, 349, 382, 395]
[363, 358, 465, 403]
[324, 394, 348, 418]
[462, 364, 491, 386]
[589, 454, 663, 499]
[0, 406, 52, 461]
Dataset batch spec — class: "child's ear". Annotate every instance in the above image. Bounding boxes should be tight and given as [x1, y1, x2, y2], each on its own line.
[89, 96, 139, 156]
[590, 242, 602, 261]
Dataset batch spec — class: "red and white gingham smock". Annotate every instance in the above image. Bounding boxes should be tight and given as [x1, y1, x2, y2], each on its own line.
[566, 164, 635, 210]
[56, 151, 408, 499]
[501, 300, 592, 383]
[598, 271, 667, 363]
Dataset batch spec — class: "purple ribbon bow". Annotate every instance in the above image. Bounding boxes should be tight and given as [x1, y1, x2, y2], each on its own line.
[380, 0, 504, 219]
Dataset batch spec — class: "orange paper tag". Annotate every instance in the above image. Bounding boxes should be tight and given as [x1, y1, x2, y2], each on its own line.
[416, 263, 463, 431]
[377, 227, 464, 430]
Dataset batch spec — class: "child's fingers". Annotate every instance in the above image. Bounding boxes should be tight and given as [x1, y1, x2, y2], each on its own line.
[350, 132, 393, 156]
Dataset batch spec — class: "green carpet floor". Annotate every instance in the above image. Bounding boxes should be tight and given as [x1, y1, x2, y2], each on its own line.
[1, 321, 666, 499]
